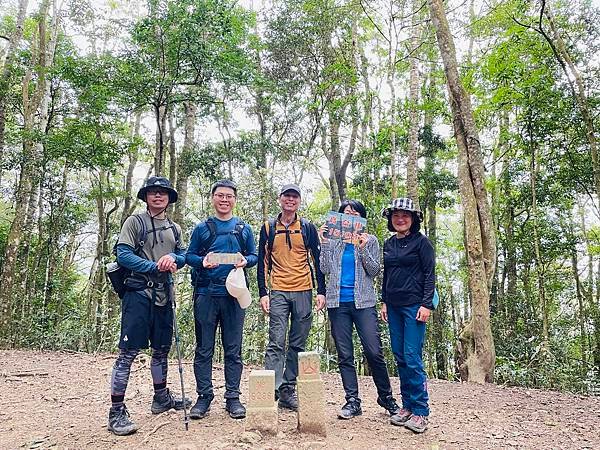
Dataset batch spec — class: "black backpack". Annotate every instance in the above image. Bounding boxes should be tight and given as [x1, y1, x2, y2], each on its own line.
[106, 214, 181, 298]
[265, 217, 315, 286]
[191, 217, 248, 287]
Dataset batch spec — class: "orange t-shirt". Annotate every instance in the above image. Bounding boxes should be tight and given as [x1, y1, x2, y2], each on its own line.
[265, 218, 313, 292]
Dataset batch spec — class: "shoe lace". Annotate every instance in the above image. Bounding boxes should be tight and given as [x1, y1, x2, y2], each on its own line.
[343, 400, 359, 410]
[117, 405, 131, 422]
[411, 415, 426, 425]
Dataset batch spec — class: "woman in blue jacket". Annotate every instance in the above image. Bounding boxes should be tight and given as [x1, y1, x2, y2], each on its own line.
[381, 198, 435, 433]
[319, 200, 401, 420]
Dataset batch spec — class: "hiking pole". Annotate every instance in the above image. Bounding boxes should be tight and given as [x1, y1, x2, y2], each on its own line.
[170, 286, 189, 431]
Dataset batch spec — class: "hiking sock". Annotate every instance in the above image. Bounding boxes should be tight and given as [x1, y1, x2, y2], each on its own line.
[153, 381, 167, 395]
[111, 395, 125, 408]
[111, 349, 139, 407]
[150, 347, 169, 389]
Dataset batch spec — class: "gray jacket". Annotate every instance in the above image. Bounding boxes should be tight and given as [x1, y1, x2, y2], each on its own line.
[319, 235, 381, 309]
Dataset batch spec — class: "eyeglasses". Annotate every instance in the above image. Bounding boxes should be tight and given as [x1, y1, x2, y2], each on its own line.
[148, 189, 169, 196]
[214, 193, 236, 200]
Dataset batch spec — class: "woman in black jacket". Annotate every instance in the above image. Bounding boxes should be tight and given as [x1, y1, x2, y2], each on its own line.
[381, 198, 435, 433]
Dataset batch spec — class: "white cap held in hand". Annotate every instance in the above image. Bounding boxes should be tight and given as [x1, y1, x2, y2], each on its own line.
[225, 267, 252, 309]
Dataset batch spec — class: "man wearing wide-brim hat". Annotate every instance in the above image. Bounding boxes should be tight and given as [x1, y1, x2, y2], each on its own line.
[107, 176, 190, 436]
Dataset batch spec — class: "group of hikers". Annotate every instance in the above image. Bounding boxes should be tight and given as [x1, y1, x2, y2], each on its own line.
[107, 175, 435, 437]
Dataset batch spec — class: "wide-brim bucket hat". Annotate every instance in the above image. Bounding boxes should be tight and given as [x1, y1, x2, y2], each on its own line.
[226, 268, 252, 309]
[381, 197, 423, 221]
[137, 176, 178, 204]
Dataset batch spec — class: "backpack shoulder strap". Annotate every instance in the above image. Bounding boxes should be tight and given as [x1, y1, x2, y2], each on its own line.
[199, 217, 218, 256]
[233, 220, 247, 255]
[133, 214, 147, 254]
[266, 218, 277, 275]
[166, 217, 181, 249]
[299, 217, 311, 253]
[267, 218, 277, 252]
[299, 217, 316, 286]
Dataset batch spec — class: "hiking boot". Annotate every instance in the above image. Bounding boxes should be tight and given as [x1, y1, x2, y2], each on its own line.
[107, 404, 138, 436]
[377, 394, 401, 416]
[278, 385, 299, 411]
[225, 398, 246, 419]
[404, 414, 428, 433]
[189, 394, 214, 419]
[337, 398, 362, 420]
[150, 388, 192, 414]
[390, 408, 412, 426]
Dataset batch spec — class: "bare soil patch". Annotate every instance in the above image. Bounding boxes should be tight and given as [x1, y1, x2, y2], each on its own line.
[1, 350, 599, 449]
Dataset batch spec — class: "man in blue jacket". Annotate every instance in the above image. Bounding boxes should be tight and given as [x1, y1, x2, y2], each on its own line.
[108, 176, 189, 436]
[186, 180, 257, 420]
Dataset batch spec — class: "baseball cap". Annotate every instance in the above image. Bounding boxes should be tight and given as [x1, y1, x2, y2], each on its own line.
[225, 268, 252, 309]
[279, 183, 301, 196]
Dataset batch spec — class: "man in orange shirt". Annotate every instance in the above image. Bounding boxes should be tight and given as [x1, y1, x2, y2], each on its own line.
[257, 184, 326, 410]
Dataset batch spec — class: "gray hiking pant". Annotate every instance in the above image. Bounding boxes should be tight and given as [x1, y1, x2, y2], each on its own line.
[264, 290, 313, 391]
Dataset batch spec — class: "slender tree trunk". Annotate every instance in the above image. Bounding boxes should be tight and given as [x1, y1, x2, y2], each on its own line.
[387, 32, 398, 198]
[154, 103, 167, 176]
[327, 117, 342, 209]
[406, 6, 421, 208]
[47, 163, 69, 319]
[0, 0, 57, 339]
[568, 216, 587, 367]
[0, 0, 29, 161]
[357, 20, 373, 152]
[174, 102, 195, 226]
[543, 6, 600, 202]
[428, 0, 496, 383]
[120, 111, 142, 225]
[528, 135, 549, 349]
[168, 111, 177, 185]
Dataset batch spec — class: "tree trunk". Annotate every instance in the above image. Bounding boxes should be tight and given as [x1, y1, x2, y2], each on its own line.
[168, 111, 177, 185]
[47, 162, 69, 319]
[154, 103, 167, 176]
[120, 111, 142, 225]
[428, 0, 496, 383]
[387, 28, 398, 198]
[406, 7, 421, 209]
[528, 135, 549, 349]
[568, 216, 587, 367]
[174, 102, 195, 226]
[327, 117, 342, 208]
[0, 0, 57, 340]
[543, 6, 600, 203]
[0, 0, 29, 160]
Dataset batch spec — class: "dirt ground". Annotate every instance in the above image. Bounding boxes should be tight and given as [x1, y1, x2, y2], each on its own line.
[1, 350, 599, 450]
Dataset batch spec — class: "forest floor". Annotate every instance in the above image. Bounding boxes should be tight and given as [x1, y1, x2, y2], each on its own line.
[1, 350, 599, 450]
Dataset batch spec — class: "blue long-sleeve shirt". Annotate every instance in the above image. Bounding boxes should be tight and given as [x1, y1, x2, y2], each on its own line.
[116, 244, 185, 275]
[186, 216, 257, 296]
